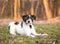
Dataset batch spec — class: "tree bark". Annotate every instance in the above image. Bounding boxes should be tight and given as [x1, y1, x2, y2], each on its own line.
[14, 0, 17, 20]
[0, 0, 6, 18]
[43, 0, 52, 20]
[22, 0, 25, 15]
[58, 0, 60, 16]
[17, 0, 21, 20]
[58, 7, 60, 16]
[35, 0, 39, 16]
[30, 0, 34, 15]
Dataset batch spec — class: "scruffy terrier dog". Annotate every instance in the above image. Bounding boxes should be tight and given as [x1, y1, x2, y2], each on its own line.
[8, 14, 48, 37]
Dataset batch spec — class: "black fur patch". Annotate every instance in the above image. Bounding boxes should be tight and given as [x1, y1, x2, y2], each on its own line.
[22, 15, 29, 22]
[29, 25, 32, 28]
[21, 22, 23, 27]
[31, 15, 36, 20]
[14, 22, 19, 25]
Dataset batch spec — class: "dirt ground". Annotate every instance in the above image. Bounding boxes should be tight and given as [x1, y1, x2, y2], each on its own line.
[0, 16, 60, 25]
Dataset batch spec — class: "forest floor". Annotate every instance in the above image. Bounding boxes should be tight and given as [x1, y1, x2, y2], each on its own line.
[0, 16, 60, 25]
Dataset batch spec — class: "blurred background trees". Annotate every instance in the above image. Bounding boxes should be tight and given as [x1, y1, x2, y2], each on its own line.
[0, 0, 60, 20]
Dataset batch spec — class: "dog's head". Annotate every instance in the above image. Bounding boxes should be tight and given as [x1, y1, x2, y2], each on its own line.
[22, 14, 36, 24]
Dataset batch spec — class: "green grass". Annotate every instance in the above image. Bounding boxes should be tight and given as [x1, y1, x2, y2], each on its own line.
[0, 24, 60, 44]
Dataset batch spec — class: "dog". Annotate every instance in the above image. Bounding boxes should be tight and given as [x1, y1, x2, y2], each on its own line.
[8, 14, 48, 38]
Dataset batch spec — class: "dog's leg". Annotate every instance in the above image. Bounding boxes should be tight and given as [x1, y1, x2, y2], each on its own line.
[32, 31, 48, 37]
[32, 32, 41, 36]
[25, 31, 35, 38]
[9, 26, 16, 35]
[40, 34, 48, 37]
[30, 28, 41, 36]
[30, 25, 41, 36]
[26, 34, 35, 38]
[32, 30, 48, 37]
[30, 35, 35, 38]
[31, 29, 41, 36]
[26, 30, 35, 38]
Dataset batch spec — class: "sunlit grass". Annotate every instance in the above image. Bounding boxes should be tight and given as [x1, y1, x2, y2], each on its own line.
[0, 24, 60, 44]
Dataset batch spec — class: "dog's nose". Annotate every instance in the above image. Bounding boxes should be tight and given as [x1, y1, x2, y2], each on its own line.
[28, 21, 30, 23]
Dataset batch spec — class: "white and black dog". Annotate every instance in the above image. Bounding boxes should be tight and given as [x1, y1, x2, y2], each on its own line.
[8, 14, 48, 37]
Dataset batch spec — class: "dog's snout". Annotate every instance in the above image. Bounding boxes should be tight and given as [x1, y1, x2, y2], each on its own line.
[28, 21, 30, 23]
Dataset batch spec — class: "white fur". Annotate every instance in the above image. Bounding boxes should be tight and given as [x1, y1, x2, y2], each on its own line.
[8, 21, 48, 38]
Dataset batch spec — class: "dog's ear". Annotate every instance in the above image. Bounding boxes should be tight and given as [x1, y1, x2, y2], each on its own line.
[22, 15, 26, 20]
[22, 15, 28, 20]
[31, 15, 36, 20]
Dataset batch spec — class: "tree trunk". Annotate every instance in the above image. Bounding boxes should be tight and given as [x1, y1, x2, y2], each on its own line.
[10, 0, 14, 19]
[58, 0, 60, 16]
[17, 0, 21, 20]
[30, 0, 34, 15]
[58, 7, 60, 16]
[43, 0, 52, 20]
[0, 0, 6, 18]
[35, 0, 39, 16]
[14, 0, 17, 20]
[22, 0, 25, 15]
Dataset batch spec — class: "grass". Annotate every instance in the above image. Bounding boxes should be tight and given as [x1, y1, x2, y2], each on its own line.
[0, 24, 60, 44]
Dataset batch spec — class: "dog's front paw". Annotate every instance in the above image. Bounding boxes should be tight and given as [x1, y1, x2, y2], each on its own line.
[27, 35, 35, 38]
[30, 35, 35, 38]
[40, 34, 48, 38]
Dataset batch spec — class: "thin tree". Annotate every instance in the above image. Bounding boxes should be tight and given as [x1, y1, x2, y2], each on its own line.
[58, 0, 60, 16]
[17, 0, 21, 20]
[14, 0, 17, 20]
[43, 0, 52, 20]
[10, 0, 14, 19]
[0, 0, 7, 18]
[35, 0, 39, 16]
[22, 0, 25, 15]
[30, 0, 34, 15]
